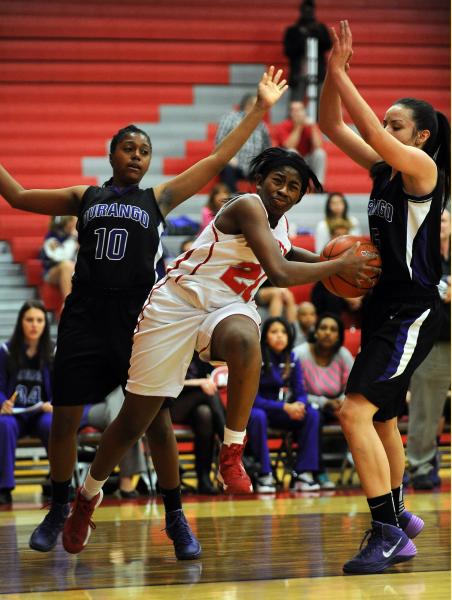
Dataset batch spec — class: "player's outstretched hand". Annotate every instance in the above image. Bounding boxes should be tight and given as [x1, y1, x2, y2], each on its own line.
[328, 20, 353, 73]
[255, 66, 288, 111]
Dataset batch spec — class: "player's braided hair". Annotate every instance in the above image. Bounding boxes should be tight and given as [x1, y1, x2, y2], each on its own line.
[249, 147, 323, 202]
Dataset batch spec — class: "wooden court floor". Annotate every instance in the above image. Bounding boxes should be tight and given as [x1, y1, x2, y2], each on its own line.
[0, 483, 450, 600]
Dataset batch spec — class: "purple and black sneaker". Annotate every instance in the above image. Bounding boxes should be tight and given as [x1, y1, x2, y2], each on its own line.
[343, 521, 417, 574]
[398, 510, 424, 539]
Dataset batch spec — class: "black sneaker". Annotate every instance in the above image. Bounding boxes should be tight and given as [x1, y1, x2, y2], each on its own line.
[165, 509, 202, 560]
[29, 502, 70, 552]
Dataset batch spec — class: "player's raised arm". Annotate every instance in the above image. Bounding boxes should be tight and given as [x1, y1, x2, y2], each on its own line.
[324, 21, 436, 183]
[319, 23, 380, 170]
[0, 163, 86, 215]
[153, 67, 288, 217]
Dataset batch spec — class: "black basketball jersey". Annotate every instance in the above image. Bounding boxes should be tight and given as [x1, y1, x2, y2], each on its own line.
[368, 165, 442, 299]
[73, 185, 165, 290]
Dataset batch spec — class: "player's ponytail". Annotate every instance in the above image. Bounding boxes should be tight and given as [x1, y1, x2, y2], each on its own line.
[394, 98, 450, 209]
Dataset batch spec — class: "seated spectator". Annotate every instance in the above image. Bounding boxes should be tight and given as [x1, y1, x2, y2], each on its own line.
[294, 312, 354, 489]
[215, 94, 271, 192]
[255, 281, 298, 323]
[200, 183, 231, 230]
[170, 353, 226, 495]
[272, 100, 326, 185]
[294, 301, 317, 346]
[83, 387, 147, 499]
[314, 192, 361, 254]
[247, 317, 320, 493]
[40, 215, 78, 314]
[0, 300, 54, 505]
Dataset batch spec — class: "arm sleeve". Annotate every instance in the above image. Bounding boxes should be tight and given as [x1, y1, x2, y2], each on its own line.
[0, 346, 10, 405]
[253, 392, 286, 414]
[290, 358, 308, 404]
[262, 123, 272, 149]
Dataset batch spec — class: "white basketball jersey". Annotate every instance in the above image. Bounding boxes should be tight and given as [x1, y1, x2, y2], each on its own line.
[164, 194, 292, 311]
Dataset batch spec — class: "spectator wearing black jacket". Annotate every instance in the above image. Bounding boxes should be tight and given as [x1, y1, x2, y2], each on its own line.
[283, 0, 332, 102]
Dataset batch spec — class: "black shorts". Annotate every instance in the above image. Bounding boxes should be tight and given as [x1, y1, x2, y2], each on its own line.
[53, 288, 173, 409]
[346, 294, 441, 421]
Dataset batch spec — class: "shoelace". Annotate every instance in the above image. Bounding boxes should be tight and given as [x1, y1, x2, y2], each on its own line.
[357, 527, 378, 556]
[222, 445, 246, 478]
[73, 497, 97, 532]
[164, 515, 193, 545]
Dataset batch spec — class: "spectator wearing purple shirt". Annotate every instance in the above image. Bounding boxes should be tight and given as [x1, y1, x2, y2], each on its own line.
[247, 316, 320, 493]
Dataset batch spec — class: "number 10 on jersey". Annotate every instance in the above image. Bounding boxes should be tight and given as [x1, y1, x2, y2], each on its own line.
[94, 228, 129, 261]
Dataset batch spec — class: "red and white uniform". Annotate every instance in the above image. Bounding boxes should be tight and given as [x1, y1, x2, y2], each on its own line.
[127, 194, 292, 398]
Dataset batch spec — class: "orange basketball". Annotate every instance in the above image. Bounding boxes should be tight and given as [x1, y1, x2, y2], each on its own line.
[320, 235, 381, 298]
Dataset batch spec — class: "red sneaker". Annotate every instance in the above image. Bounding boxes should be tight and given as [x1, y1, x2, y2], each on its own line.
[217, 441, 253, 494]
[62, 488, 103, 554]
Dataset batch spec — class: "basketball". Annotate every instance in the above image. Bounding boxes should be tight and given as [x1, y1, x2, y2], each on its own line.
[320, 235, 382, 298]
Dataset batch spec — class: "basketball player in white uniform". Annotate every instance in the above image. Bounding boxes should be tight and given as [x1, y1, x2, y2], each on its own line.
[65, 147, 378, 551]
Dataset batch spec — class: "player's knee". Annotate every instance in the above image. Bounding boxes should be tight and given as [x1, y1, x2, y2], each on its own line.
[147, 413, 173, 446]
[226, 329, 260, 366]
[337, 402, 356, 433]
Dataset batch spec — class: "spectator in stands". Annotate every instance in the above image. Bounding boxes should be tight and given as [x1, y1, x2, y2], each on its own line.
[406, 208, 451, 490]
[84, 387, 147, 499]
[170, 353, 226, 495]
[247, 316, 320, 493]
[40, 216, 78, 303]
[200, 183, 231, 230]
[215, 94, 271, 192]
[294, 300, 317, 345]
[283, 0, 332, 102]
[272, 100, 326, 185]
[0, 300, 54, 505]
[294, 312, 354, 489]
[314, 192, 361, 254]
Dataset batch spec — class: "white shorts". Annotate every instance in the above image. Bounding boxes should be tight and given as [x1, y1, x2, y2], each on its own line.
[126, 278, 261, 398]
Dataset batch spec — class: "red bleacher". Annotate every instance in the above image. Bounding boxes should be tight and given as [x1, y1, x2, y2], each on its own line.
[0, 0, 449, 318]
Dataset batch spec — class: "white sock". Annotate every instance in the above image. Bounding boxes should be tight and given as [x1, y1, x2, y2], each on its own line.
[81, 469, 107, 500]
[223, 427, 246, 446]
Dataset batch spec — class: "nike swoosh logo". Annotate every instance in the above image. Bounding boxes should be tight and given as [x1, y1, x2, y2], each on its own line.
[382, 537, 402, 558]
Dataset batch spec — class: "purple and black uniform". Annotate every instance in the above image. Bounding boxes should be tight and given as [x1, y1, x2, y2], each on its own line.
[346, 166, 442, 420]
[53, 184, 167, 407]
